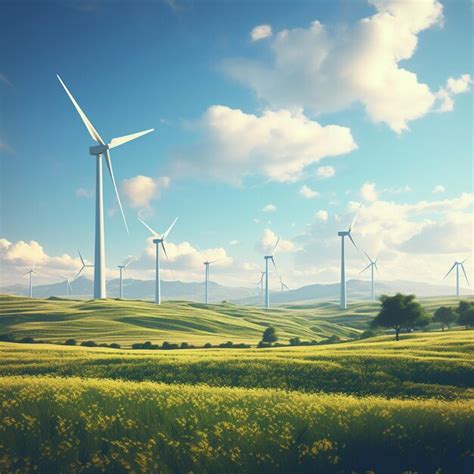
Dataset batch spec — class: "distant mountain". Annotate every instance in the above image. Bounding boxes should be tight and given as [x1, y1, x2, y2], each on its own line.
[1, 277, 470, 304]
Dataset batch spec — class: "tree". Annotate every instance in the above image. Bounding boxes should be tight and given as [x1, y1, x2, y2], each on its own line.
[371, 293, 430, 341]
[261, 327, 278, 345]
[433, 306, 458, 331]
[457, 301, 474, 329]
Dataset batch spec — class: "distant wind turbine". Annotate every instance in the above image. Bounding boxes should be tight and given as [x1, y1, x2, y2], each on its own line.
[139, 217, 178, 305]
[444, 258, 469, 297]
[57, 75, 154, 299]
[23, 265, 38, 298]
[75, 250, 94, 280]
[59, 274, 73, 297]
[264, 237, 280, 309]
[118, 257, 135, 299]
[279, 275, 289, 292]
[203, 259, 219, 305]
[338, 206, 362, 309]
[360, 252, 379, 302]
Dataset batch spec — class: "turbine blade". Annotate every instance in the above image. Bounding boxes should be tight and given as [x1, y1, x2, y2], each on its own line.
[461, 256, 469, 264]
[374, 262, 380, 274]
[460, 264, 470, 286]
[124, 257, 135, 268]
[444, 263, 456, 279]
[105, 150, 128, 234]
[271, 256, 278, 273]
[108, 129, 154, 149]
[161, 242, 176, 281]
[348, 204, 361, 232]
[75, 266, 84, 280]
[363, 250, 372, 263]
[283, 283, 290, 290]
[163, 216, 179, 240]
[56, 75, 105, 145]
[272, 237, 280, 256]
[68, 280, 73, 291]
[138, 217, 159, 237]
[78, 249, 85, 266]
[359, 263, 371, 274]
[348, 233, 363, 257]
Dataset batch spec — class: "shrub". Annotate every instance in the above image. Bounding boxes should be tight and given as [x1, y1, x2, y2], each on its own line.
[80, 341, 97, 347]
[180, 342, 189, 349]
[109, 343, 121, 349]
[203, 343, 212, 348]
[433, 306, 458, 331]
[0, 334, 15, 342]
[289, 337, 301, 346]
[20, 337, 35, 344]
[261, 327, 278, 346]
[457, 301, 474, 329]
[65, 339, 77, 346]
[219, 341, 234, 348]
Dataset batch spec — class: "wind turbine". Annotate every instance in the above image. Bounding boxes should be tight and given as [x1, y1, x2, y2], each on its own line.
[279, 275, 289, 292]
[360, 252, 379, 302]
[59, 275, 73, 297]
[75, 250, 94, 280]
[203, 259, 219, 305]
[139, 217, 178, 305]
[23, 265, 38, 298]
[338, 206, 362, 309]
[57, 75, 154, 299]
[444, 258, 469, 297]
[264, 237, 280, 309]
[118, 257, 135, 299]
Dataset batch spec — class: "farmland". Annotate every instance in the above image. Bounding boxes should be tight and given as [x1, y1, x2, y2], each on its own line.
[0, 295, 473, 472]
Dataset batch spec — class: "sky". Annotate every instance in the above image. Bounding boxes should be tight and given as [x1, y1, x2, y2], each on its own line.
[0, 0, 473, 293]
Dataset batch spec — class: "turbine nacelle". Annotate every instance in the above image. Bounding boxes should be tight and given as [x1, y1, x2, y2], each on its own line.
[338, 230, 350, 237]
[89, 144, 109, 156]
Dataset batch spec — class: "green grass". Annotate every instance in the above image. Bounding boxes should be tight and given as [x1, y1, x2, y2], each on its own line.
[0, 294, 470, 346]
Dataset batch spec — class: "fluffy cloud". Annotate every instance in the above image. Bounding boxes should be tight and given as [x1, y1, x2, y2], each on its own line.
[315, 210, 328, 221]
[0, 238, 86, 286]
[173, 106, 357, 184]
[251, 24, 272, 41]
[121, 175, 170, 209]
[229, 240, 240, 246]
[257, 228, 295, 254]
[299, 185, 319, 199]
[262, 204, 277, 212]
[436, 74, 472, 112]
[224, 0, 471, 132]
[316, 166, 335, 179]
[432, 184, 446, 194]
[360, 182, 378, 202]
[75, 187, 94, 199]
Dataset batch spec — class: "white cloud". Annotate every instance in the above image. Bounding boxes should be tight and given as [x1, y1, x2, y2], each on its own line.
[172, 106, 357, 184]
[432, 184, 446, 194]
[316, 166, 335, 179]
[262, 204, 277, 212]
[315, 210, 328, 221]
[436, 74, 472, 112]
[384, 185, 411, 195]
[224, 1, 470, 133]
[75, 187, 94, 199]
[360, 181, 378, 202]
[258, 228, 295, 254]
[251, 24, 272, 41]
[121, 175, 170, 208]
[229, 240, 240, 246]
[299, 185, 319, 199]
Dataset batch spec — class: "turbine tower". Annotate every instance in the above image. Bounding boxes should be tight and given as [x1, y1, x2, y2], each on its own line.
[338, 206, 362, 309]
[57, 75, 154, 299]
[360, 252, 379, 302]
[23, 265, 38, 298]
[444, 258, 469, 297]
[75, 250, 94, 280]
[264, 237, 280, 309]
[203, 259, 218, 305]
[139, 217, 178, 305]
[118, 257, 135, 299]
[59, 275, 73, 297]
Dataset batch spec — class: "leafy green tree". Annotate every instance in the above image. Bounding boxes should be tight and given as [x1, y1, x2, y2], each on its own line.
[261, 327, 278, 345]
[433, 306, 458, 331]
[371, 293, 430, 341]
[457, 301, 474, 329]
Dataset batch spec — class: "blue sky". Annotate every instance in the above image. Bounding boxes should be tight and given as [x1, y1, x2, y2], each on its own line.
[0, 0, 472, 290]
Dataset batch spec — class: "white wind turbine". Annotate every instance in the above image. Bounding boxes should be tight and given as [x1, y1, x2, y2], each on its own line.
[23, 265, 38, 298]
[118, 257, 135, 299]
[203, 258, 220, 305]
[57, 75, 154, 299]
[75, 250, 94, 280]
[279, 275, 290, 292]
[360, 251, 379, 302]
[139, 217, 178, 305]
[444, 258, 470, 297]
[59, 274, 73, 297]
[264, 237, 280, 309]
[338, 206, 362, 309]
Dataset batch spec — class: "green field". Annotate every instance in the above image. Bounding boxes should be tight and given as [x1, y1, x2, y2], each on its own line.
[0, 294, 468, 346]
[0, 295, 473, 472]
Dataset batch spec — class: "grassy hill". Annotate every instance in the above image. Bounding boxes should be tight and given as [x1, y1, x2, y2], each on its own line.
[0, 294, 469, 347]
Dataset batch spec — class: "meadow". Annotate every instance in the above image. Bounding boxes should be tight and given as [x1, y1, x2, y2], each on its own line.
[1, 295, 473, 472]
